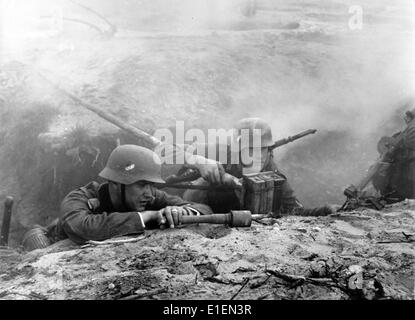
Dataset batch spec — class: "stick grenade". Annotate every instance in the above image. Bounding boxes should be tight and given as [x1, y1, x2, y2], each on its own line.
[1, 196, 14, 246]
[180, 210, 252, 227]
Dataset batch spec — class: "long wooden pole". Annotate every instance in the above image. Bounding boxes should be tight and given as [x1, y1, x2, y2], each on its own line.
[37, 73, 162, 149]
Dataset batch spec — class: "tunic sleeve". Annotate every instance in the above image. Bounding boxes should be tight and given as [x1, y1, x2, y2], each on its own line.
[59, 189, 145, 244]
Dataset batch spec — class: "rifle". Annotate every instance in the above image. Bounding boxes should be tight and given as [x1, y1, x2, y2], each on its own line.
[37, 72, 317, 206]
[35, 68, 317, 157]
[270, 129, 317, 150]
[340, 130, 406, 211]
[164, 128, 317, 185]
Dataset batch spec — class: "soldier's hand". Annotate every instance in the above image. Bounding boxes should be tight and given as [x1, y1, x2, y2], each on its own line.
[221, 173, 243, 188]
[197, 160, 225, 185]
[159, 206, 188, 228]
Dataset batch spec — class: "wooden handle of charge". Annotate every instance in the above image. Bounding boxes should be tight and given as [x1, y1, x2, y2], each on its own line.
[180, 214, 231, 225]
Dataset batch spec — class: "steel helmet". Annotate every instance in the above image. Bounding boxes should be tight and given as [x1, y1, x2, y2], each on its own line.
[234, 118, 274, 148]
[99, 145, 164, 185]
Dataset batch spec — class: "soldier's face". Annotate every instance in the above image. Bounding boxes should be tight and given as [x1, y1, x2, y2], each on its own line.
[126, 181, 155, 211]
[109, 181, 153, 211]
[240, 147, 270, 174]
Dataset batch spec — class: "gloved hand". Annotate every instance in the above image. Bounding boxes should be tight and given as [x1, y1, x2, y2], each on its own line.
[221, 173, 243, 188]
[193, 156, 226, 185]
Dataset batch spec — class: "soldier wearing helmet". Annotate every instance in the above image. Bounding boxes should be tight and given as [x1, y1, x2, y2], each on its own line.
[182, 118, 332, 216]
[234, 117, 276, 175]
[373, 106, 415, 200]
[47, 145, 213, 245]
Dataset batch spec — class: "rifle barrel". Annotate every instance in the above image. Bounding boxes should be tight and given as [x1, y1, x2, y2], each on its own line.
[271, 129, 317, 149]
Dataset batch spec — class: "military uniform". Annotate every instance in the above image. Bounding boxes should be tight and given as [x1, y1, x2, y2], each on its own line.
[48, 181, 212, 245]
[374, 116, 415, 200]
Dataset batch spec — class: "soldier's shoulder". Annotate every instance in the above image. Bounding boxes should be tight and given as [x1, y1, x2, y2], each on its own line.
[66, 181, 101, 199]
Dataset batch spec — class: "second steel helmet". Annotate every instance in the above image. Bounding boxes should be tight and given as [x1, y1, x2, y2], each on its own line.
[234, 118, 274, 148]
[99, 145, 164, 185]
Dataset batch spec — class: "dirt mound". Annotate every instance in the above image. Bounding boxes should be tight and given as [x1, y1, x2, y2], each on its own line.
[1, 201, 413, 300]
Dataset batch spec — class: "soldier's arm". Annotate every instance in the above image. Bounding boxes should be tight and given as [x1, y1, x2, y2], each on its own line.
[158, 142, 227, 184]
[275, 176, 334, 217]
[59, 190, 145, 245]
[184, 143, 227, 184]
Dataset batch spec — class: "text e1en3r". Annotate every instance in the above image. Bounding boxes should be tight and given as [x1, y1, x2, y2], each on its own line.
[206, 304, 252, 315]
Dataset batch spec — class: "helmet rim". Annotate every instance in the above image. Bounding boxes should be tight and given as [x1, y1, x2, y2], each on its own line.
[99, 145, 165, 185]
[99, 166, 165, 185]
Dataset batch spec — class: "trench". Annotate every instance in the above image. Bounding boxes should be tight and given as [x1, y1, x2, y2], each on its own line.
[0, 104, 167, 247]
[0, 109, 386, 248]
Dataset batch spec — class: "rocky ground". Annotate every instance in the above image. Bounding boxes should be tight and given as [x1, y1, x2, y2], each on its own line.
[1, 200, 414, 300]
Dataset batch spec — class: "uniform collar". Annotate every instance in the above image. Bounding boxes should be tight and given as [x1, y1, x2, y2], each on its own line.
[97, 182, 116, 212]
